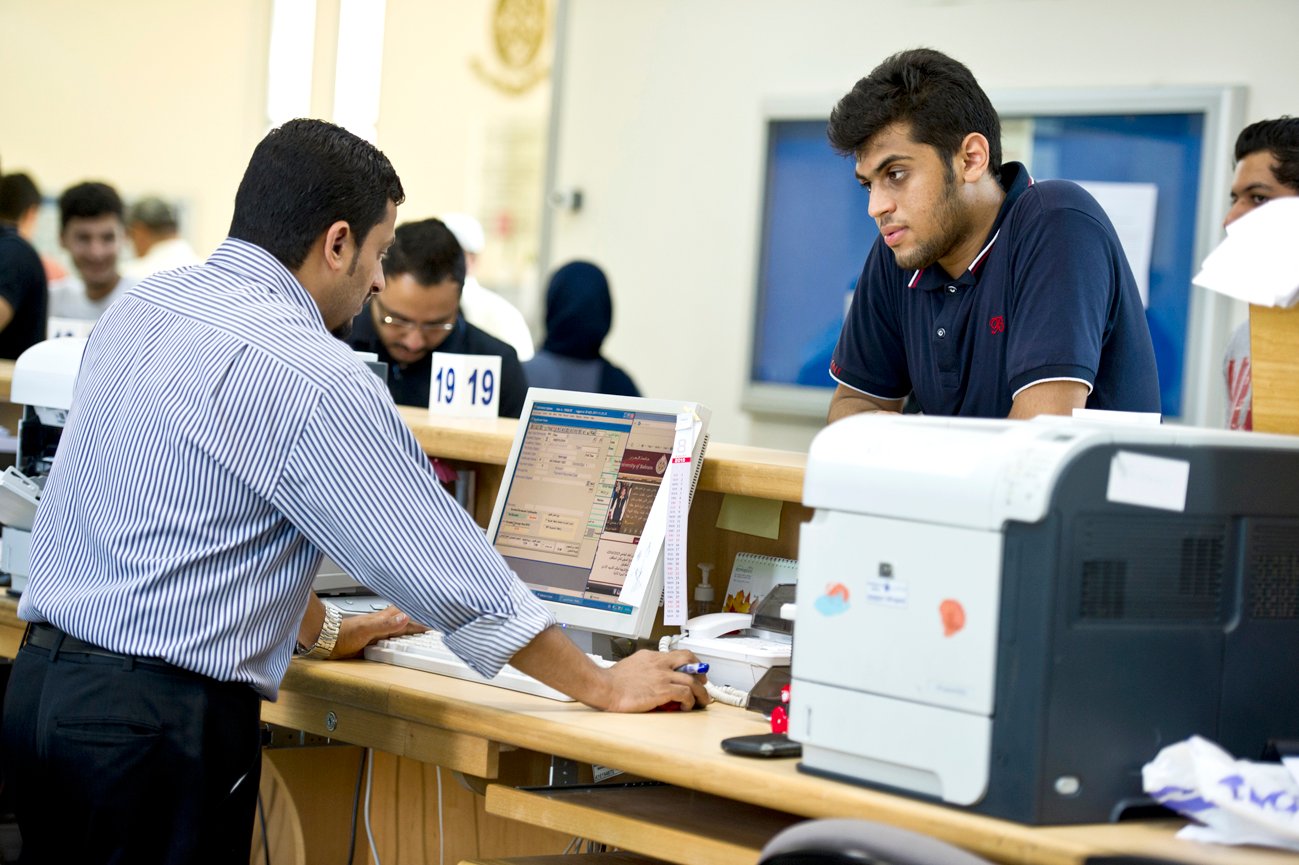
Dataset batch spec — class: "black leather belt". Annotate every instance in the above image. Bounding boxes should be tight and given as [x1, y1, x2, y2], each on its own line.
[24, 622, 179, 673]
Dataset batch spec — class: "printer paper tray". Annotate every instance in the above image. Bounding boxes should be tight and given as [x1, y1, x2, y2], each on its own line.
[0, 468, 40, 531]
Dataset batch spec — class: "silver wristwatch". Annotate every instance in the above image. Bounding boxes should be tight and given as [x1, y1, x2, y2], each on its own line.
[297, 601, 343, 659]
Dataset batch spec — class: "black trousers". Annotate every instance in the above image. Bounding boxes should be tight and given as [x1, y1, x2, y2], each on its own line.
[0, 624, 262, 865]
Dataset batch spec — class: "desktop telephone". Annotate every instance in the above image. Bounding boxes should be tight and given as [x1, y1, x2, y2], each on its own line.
[673, 587, 794, 695]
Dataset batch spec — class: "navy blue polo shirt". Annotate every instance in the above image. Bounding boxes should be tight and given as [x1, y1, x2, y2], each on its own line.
[830, 162, 1159, 417]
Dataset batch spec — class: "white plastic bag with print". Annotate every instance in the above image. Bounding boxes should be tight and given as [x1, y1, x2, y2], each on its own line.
[1142, 735, 1299, 852]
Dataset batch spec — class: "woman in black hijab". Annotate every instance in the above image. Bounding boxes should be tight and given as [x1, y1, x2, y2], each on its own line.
[524, 260, 640, 396]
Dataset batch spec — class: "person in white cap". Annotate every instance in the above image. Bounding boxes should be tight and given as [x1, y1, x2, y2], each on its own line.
[441, 212, 535, 361]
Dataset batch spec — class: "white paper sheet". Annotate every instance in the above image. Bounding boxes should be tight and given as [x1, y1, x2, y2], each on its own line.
[1193, 197, 1299, 307]
[1106, 450, 1189, 512]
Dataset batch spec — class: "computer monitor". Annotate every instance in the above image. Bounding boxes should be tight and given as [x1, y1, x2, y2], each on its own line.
[485, 389, 711, 642]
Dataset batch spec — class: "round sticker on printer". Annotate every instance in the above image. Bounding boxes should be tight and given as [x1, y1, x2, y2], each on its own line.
[939, 599, 966, 637]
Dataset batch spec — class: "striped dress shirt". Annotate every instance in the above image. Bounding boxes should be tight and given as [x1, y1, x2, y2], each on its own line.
[19, 238, 555, 699]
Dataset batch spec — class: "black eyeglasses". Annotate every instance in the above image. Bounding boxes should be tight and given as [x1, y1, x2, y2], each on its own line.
[373, 296, 456, 336]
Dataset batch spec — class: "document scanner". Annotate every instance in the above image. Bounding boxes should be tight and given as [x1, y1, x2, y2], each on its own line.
[789, 414, 1299, 824]
[1, 338, 88, 594]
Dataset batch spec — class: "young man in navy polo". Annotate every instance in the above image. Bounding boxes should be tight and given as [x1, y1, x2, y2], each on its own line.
[825, 48, 1160, 422]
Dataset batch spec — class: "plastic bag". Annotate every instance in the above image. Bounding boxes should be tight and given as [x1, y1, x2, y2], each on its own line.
[1142, 735, 1299, 851]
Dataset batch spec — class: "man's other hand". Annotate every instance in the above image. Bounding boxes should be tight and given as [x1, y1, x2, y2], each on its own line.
[333, 607, 426, 659]
[597, 648, 712, 713]
[509, 627, 711, 712]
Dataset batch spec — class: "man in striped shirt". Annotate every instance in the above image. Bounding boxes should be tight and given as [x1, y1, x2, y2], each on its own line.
[1, 119, 707, 863]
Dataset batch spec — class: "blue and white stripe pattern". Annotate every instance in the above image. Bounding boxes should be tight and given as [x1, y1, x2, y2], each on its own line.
[19, 238, 554, 699]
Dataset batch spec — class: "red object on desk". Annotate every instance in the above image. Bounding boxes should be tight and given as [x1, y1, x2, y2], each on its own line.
[770, 683, 791, 733]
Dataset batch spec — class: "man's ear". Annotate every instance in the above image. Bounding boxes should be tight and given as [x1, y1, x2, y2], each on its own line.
[957, 132, 992, 183]
[322, 220, 352, 272]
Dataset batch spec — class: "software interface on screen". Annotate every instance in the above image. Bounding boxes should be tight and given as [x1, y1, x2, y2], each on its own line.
[492, 401, 678, 618]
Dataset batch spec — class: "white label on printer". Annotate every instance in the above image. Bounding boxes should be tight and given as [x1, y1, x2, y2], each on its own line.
[1106, 451, 1189, 512]
[865, 579, 909, 608]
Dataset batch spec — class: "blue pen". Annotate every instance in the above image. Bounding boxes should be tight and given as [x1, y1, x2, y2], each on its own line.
[676, 662, 709, 675]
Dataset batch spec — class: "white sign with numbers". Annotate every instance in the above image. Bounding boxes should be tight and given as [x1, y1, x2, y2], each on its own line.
[427, 352, 502, 418]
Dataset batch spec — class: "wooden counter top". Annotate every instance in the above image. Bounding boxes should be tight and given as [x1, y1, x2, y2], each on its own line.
[394, 406, 807, 502]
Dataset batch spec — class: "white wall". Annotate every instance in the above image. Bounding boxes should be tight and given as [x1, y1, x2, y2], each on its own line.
[0, 0, 550, 299]
[546, 0, 1299, 448]
[0, 0, 272, 253]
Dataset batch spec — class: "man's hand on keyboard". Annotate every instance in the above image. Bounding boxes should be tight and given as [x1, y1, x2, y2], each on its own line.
[335, 608, 426, 659]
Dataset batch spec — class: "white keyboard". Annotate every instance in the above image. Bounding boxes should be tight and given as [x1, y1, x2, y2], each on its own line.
[364, 631, 614, 702]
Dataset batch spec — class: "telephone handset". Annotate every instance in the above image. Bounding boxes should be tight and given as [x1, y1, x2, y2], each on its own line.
[681, 611, 752, 640]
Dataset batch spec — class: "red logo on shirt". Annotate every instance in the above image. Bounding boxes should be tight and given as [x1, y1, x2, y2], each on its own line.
[989, 315, 1005, 335]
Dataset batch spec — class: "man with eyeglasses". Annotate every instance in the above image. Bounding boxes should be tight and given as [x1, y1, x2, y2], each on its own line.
[345, 217, 527, 417]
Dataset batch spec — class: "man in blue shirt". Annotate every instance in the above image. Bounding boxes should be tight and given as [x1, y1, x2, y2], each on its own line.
[827, 48, 1159, 421]
[346, 217, 529, 417]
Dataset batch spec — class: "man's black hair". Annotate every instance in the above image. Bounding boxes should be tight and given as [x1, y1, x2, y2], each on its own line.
[58, 181, 123, 231]
[827, 48, 1002, 183]
[1235, 116, 1299, 193]
[229, 119, 405, 270]
[382, 218, 466, 294]
[0, 173, 41, 223]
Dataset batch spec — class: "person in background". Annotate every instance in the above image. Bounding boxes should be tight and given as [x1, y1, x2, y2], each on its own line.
[524, 260, 640, 397]
[1221, 117, 1299, 431]
[441, 211, 536, 361]
[0, 175, 48, 359]
[825, 48, 1159, 421]
[2, 119, 705, 864]
[123, 195, 200, 279]
[49, 180, 137, 323]
[346, 217, 529, 417]
[0, 171, 67, 282]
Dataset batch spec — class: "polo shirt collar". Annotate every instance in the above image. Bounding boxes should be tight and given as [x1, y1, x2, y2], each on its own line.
[907, 161, 1034, 292]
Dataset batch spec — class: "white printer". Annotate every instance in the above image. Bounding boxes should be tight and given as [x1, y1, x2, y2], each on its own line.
[1, 338, 88, 593]
[790, 414, 1299, 824]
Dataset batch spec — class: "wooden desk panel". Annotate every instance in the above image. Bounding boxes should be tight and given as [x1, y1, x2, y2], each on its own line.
[485, 784, 803, 865]
[273, 659, 1299, 865]
[1251, 304, 1299, 434]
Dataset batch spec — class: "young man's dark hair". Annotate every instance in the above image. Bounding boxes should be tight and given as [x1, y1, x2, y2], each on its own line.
[827, 47, 1003, 184]
[229, 118, 405, 270]
[0, 173, 42, 224]
[383, 218, 467, 289]
[58, 181, 123, 231]
[1234, 116, 1299, 192]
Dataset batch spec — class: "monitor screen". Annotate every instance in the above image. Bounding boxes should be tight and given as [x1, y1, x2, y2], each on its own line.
[487, 389, 710, 640]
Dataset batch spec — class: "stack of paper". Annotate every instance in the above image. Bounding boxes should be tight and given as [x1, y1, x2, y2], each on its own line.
[1192, 197, 1299, 307]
